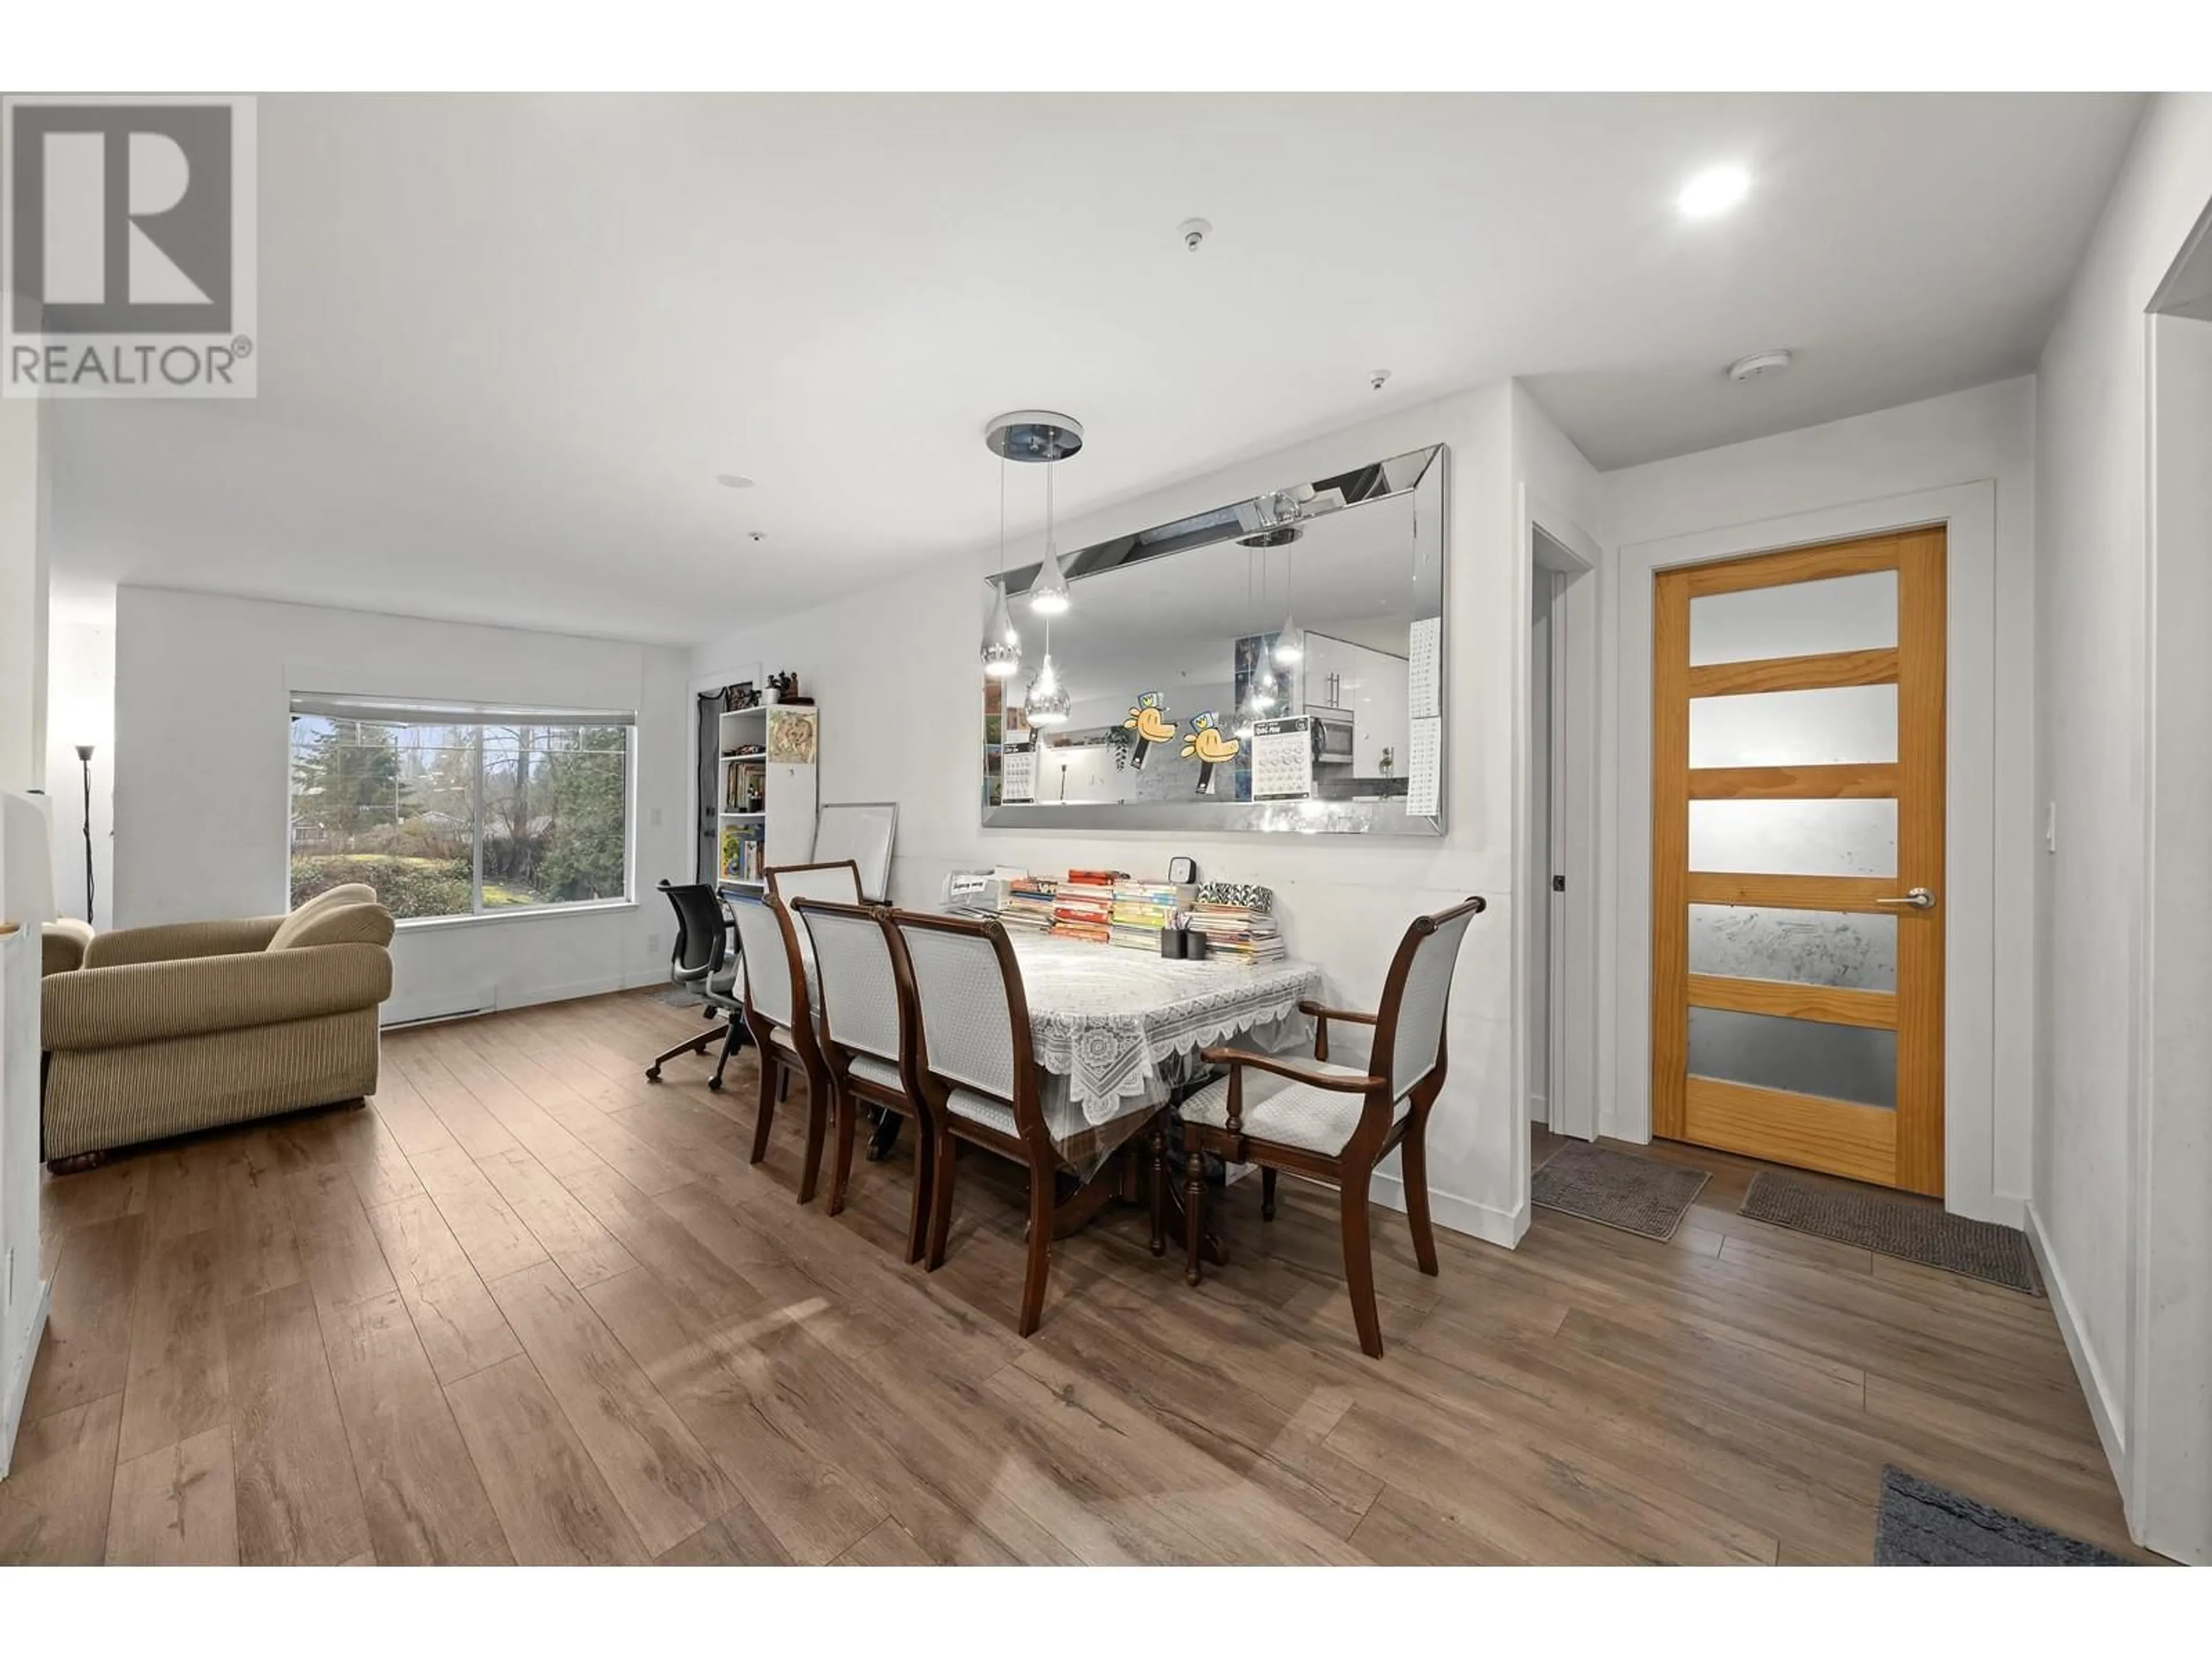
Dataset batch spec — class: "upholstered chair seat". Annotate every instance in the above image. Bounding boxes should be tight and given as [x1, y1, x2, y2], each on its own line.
[1181, 1058, 1406, 1156]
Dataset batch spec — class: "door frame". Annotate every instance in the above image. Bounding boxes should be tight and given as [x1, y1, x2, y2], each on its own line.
[1606, 481, 2008, 1224]
[1517, 487, 1600, 1145]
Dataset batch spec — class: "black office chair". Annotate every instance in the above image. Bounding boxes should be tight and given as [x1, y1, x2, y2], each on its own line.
[645, 880, 749, 1090]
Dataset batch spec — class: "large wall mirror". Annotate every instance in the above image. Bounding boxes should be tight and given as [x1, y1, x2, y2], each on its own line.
[980, 444, 1445, 835]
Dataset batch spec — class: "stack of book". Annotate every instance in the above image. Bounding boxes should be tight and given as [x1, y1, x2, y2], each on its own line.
[1188, 881, 1286, 963]
[1052, 868, 1122, 944]
[1109, 878, 1193, 952]
[998, 874, 1059, 934]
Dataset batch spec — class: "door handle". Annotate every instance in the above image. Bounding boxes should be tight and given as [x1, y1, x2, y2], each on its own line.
[1874, 887, 1937, 910]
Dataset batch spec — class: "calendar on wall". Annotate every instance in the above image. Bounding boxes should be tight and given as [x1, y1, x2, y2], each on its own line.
[1249, 715, 1313, 800]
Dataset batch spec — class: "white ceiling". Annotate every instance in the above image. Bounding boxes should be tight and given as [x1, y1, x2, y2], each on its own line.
[45, 92, 2144, 644]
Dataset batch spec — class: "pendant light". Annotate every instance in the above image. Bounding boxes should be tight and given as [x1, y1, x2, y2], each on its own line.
[1029, 461, 1071, 615]
[984, 410, 1082, 617]
[1025, 615, 1070, 726]
[1234, 545, 1263, 739]
[1272, 535, 1304, 666]
[980, 457, 1022, 678]
[1250, 546, 1277, 710]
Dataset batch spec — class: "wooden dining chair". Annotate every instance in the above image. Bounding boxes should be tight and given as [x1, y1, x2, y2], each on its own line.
[765, 859, 863, 910]
[1181, 895, 1486, 1358]
[790, 896, 933, 1261]
[728, 893, 833, 1205]
[890, 909, 1166, 1336]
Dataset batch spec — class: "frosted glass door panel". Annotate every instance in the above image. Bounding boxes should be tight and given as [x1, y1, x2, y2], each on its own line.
[1688, 1008, 1897, 1109]
[1688, 798, 1896, 877]
[1688, 906, 1897, 991]
[1689, 685, 1897, 767]
[1689, 571, 1897, 666]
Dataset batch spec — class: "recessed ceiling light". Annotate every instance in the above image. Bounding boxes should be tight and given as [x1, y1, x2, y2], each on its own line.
[715, 474, 755, 489]
[1677, 164, 1750, 220]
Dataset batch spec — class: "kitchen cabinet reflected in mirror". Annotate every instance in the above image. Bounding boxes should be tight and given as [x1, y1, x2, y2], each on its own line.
[980, 444, 1445, 835]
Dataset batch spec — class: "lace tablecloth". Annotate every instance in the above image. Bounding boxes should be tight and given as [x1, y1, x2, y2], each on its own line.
[1006, 934, 1321, 1126]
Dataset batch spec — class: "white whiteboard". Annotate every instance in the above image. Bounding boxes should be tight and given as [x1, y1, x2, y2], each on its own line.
[812, 802, 897, 902]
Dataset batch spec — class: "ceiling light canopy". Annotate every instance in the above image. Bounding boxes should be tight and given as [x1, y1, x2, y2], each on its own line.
[1676, 163, 1750, 220]
[983, 410, 1084, 464]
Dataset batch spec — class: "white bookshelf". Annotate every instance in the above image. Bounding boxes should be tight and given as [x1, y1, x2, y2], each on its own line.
[715, 703, 818, 896]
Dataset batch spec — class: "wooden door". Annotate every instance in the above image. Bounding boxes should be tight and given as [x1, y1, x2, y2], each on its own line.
[1652, 528, 1945, 1195]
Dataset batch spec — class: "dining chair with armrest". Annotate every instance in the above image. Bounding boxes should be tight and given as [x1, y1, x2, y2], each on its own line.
[729, 893, 834, 1204]
[891, 909, 1167, 1336]
[1181, 895, 1486, 1358]
[791, 896, 934, 1260]
[645, 880, 748, 1090]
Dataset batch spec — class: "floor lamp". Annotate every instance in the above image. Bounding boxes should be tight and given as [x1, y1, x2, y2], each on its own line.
[75, 743, 94, 925]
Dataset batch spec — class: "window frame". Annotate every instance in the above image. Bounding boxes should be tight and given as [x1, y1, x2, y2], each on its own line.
[286, 695, 638, 927]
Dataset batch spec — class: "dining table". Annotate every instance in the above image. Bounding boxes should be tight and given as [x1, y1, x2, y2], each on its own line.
[790, 914, 1322, 1261]
[971, 928, 1323, 1256]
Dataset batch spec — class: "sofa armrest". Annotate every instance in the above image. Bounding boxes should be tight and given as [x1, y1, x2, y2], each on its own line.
[43, 918, 94, 976]
[44, 942, 393, 1050]
[83, 916, 286, 968]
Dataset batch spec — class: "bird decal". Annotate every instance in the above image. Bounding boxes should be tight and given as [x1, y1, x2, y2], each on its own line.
[1180, 711, 1242, 794]
[1122, 691, 1174, 768]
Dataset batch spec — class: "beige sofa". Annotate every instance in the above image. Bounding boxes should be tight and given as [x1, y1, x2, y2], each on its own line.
[40, 884, 396, 1166]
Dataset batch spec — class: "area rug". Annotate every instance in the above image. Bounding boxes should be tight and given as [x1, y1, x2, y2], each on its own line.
[1873, 1467, 2130, 1565]
[1740, 1172, 2041, 1294]
[1531, 1142, 1710, 1241]
[651, 986, 707, 1009]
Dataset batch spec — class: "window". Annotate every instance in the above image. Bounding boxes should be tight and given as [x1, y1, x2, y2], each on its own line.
[288, 694, 633, 922]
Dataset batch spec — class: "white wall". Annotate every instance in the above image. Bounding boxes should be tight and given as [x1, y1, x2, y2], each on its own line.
[2032, 91, 2212, 1562]
[113, 587, 695, 1024]
[0, 392, 50, 1478]
[44, 611, 115, 930]
[1601, 376, 2038, 1215]
[696, 388, 1537, 1245]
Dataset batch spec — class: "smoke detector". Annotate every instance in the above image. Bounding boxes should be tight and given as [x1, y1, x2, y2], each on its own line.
[1727, 349, 1793, 382]
[1177, 218, 1211, 252]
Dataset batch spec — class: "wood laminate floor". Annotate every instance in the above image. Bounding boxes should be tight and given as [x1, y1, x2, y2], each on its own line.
[0, 991, 2149, 1565]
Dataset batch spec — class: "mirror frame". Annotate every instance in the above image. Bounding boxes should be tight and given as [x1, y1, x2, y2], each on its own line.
[980, 442, 1447, 836]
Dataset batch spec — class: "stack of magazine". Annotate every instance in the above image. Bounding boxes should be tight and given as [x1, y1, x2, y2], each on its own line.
[1187, 881, 1286, 963]
[1052, 868, 1122, 944]
[998, 874, 1059, 933]
[1109, 878, 1194, 951]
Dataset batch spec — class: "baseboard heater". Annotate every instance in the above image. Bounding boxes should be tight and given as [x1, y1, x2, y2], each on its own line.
[381, 986, 494, 1030]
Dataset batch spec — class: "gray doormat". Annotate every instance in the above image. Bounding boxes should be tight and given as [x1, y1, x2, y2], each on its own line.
[1532, 1142, 1711, 1241]
[1874, 1467, 2130, 1565]
[1740, 1171, 2041, 1294]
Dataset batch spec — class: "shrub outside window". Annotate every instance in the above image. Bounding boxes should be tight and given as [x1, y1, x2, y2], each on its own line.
[288, 695, 632, 922]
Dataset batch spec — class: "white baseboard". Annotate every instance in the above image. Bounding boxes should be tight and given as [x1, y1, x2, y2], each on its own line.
[1369, 1171, 1530, 1251]
[0, 1276, 52, 1481]
[2026, 1203, 2128, 1499]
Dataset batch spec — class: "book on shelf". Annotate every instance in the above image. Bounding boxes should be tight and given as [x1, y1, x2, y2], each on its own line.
[719, 824, 765, 885]
[722, 756, 766, 813]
